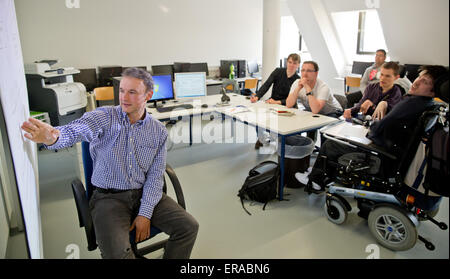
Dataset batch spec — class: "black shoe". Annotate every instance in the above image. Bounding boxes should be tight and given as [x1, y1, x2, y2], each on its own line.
[254, 140, 263, 149]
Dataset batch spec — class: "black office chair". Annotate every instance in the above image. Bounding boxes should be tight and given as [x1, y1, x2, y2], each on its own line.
[71, 141, 186, 258]
[333, 94, 348, 110]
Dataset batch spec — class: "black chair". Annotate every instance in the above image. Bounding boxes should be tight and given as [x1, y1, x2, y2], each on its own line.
[71, 141, 185, 258]
[334, 94, 348, 110]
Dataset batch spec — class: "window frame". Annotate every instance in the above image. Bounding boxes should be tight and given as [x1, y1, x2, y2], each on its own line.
[356, 11, 376, 55]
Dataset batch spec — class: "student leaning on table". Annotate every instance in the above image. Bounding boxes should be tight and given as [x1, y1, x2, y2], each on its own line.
[286, 61, 342, 118]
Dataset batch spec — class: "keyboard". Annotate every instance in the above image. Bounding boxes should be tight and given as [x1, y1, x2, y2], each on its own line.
[156, 104, 193, 113]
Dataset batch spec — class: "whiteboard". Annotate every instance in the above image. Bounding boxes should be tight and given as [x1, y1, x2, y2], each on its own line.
[0, 0, 42, 259]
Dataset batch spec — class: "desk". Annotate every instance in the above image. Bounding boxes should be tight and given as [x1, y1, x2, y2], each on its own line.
[148, 94, 339, 200]
[219, 101, 339, 200]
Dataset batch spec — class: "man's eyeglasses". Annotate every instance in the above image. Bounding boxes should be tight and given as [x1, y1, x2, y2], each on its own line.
[300, 69, 317, 73]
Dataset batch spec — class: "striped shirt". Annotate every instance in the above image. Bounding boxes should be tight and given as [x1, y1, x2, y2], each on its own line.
[47, 106, 168, 220]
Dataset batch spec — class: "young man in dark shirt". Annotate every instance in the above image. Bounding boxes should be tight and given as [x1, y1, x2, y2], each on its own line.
[295, 65, 447, 193]
[250, 53, 300, 105]
[343, 61, 402, 121]
[251, 53, 300, 149]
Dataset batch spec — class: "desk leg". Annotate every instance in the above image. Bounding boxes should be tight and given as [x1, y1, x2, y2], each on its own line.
[189, 114, 193, 146]
[279, 135, 286, 200]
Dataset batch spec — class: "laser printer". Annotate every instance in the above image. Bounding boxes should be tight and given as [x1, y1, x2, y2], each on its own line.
[25, 60, 87, 126]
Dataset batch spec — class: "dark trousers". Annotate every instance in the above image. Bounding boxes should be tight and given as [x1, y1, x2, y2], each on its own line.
[308, 140, 356, 187]
[89, 190, 199, 259]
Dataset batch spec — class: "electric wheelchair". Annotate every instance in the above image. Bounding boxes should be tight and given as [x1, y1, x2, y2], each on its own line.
[317, 73, 449, 252]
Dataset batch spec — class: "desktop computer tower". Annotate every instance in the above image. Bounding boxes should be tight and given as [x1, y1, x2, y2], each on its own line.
[220, 60, 239, 78]
[98, 66, 123, 86]
[237, 60, 246, 78]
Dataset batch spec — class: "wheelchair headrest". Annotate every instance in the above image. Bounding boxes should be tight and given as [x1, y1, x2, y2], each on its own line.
[434, 71, 449, 103]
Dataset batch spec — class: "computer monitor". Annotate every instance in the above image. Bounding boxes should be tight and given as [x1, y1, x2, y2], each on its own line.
[73, 68, 97, 92]
[174, 72, 207, 99]
[151, 64, 174, 78]
[123, 66, 147, 72]
[247, 61, 259, 77]
[189, 62, 209, 76]
[173, 62, 191, 73]
[98, 65, 123, 86]
[148, 74, 175, 107]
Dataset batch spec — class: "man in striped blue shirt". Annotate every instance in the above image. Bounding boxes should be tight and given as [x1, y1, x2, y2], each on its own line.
[22, 67, 199, 259]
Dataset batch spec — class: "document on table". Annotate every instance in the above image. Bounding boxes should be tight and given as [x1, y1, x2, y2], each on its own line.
[223, 105, 250, 115]
[320, 121, 372, 145]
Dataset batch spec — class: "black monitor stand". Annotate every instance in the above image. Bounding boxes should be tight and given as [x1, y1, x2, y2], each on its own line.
[148, 100, 166, 108]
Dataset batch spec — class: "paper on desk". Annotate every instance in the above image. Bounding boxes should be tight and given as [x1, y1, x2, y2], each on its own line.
[223, 105, 250, 114]
[321, 121, 371, 145]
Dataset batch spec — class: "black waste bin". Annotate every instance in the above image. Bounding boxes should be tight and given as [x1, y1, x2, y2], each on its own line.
[277, 135, 315, 188]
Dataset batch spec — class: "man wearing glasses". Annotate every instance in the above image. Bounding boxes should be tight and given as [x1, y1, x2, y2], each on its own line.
[286, 61, 342, 118]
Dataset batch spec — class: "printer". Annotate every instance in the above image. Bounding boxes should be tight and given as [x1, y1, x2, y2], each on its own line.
[25, 60, 87, 126]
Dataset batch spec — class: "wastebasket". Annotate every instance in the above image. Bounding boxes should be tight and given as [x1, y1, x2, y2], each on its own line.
[277, 135, 315, 188]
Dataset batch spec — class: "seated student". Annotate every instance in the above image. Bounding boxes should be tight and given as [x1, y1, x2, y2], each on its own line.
[394, 64, 413, 95]
[343, 61, 402, 121]
[252, 53, 301, 149]
[250, 53, 301, 105]
[346, 49, 387, 108]
[286, 61, 342, 117]
[295, 65, 447, 193]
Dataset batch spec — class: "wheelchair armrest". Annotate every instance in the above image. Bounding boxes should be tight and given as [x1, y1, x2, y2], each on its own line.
[323, 133, 397, 161]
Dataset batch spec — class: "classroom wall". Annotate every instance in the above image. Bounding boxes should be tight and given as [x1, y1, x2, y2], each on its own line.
[15, 0, 263, 69]
[287, 0, 449, 95]
[324, 0, 449, 65]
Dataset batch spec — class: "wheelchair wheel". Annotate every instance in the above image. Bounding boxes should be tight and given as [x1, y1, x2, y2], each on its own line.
[324, 196, 348, 225]
[368, 206, 417, 251]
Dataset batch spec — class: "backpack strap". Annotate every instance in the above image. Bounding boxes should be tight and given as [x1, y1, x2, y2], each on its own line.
[240, 196, 252, 215]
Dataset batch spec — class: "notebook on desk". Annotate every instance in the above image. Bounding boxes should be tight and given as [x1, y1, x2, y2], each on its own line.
[320, 121, 371, 145]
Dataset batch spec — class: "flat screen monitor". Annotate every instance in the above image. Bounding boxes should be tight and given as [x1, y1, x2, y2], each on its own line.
[173, 62, 191, 73]
[174, 72, 207, 99]
[149, 74, 175, 104]
[152, 64, 173, 77]
[73, 68, 97, 91]
[189, 62, 209, 76]
[124, 66, 147, 72]
[98, 65, 123, 86]
[247, 60, 259, 76]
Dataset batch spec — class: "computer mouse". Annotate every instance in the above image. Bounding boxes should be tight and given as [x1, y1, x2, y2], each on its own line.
[201, 104, 208, 108]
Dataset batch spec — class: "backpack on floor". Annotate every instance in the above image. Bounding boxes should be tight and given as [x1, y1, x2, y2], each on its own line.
[237, 161, 279, 215]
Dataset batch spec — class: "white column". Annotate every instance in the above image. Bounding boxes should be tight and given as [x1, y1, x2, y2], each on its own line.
[262, 0, 281, 98]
